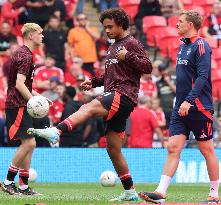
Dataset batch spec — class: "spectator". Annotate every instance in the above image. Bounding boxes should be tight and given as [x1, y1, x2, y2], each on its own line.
[41, 76, 60, 102]
[64, 56, 83, 87]
[43, 15, 68, 71]
[99, 0, 118, 12]
[1, 0, 26, 32]
[26, 0, 66, 28]
[59, 85, 84, 147]
[0, 22, 17, 57]
[2, 41, 19, 90]
[139, 74, 157, 98]
[129, 24, 148, 49]
[128, 96, 164, 148]
[68, 13, 99, 76]
[81, 94, 105, 148]
[34, 55, 64, 93]
[159, 0, 183, 19]
[63, 0, 78, 29]
[202, 2, 221, 41]
[76, 0, 84, 15]
[96, 30, 112, 61]
[48, 83, 65, 125]
[156, 63, 176, 128]
[134, 0, 162, 32]
[151, 97, 168, 137]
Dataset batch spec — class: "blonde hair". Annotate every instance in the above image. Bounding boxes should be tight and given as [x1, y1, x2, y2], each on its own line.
[21, 23, 43, 38]
[179, 10, 203, 30]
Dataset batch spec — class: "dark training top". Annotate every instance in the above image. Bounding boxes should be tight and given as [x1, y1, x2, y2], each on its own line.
[6, 45, 35, 108]
[91, 35, 152, 105]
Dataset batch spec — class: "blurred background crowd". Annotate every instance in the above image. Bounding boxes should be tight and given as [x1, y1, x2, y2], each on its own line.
[0, 0, 221, 148]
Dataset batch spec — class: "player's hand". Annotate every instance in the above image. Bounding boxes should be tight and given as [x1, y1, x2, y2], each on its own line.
[178, 101, 192, 116]
[116, 46, 128, 61]
[80, 79, 92, 91]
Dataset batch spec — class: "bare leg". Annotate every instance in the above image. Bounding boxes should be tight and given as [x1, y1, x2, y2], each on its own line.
[11, 137, 36, 168]
[197, 139, 219, 198]
[67, 99, 108, 126]
[106, 130, 129, 176]
[155, 134, 186, 197]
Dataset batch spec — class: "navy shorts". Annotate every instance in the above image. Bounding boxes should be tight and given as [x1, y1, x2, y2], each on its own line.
[169, 110, 213, 141]
[96, 91, 134, 137]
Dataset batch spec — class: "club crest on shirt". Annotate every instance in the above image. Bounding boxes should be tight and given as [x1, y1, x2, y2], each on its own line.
[187, 48, 191, 55]
[178, 47, 182, 54]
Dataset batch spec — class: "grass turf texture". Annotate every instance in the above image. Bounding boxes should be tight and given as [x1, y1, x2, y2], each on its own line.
[0, 183, 214, 205]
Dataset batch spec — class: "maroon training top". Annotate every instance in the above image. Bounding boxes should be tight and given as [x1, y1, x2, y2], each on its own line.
[5, 45, 35, 108]
[91, 35, 153, 105]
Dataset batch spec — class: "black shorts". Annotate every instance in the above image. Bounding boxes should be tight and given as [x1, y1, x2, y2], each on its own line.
[5, 107, 49, 141]
[96, 91, 134, 137]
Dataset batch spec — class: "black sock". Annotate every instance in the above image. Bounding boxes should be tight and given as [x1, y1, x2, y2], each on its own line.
[56, 118, 74, 134]
[19, 169, 29, 187]
[6, 164, 19, 182]
[119, 173, 134, 190]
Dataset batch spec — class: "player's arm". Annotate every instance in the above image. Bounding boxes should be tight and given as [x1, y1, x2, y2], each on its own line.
[90, 74, 104, 88]
[119, 42, 153, 74]
[16, 73, 33, 101]
[185, 40, 211, 104]
[154, 127, 165, 148]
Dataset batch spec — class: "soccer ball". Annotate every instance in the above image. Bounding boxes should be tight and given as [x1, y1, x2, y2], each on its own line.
[29, 168, 37, 182]
[99, 171, 117, 187]
[27, 96, 49, 118]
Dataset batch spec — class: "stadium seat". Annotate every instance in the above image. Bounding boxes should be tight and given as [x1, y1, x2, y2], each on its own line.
[211, 59, 218, 70]
[205, 37, 218, 49]
[123, 5, 139, 22]
[180, 0, 193, 9]
[212, 48, 221, 69]
[157, 27, 180, 57]
[168, 38, 182, 66]
[118, 0, 140, 7]
[118, 0, 140, 21]
[193, 0, 215, 16]
[167, 16, 179, 27]
[212, 79, 221, 101]
[142, 16, 167, 47]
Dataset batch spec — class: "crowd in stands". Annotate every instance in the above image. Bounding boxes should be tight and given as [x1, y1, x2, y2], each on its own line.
[0, 0, 221, 148]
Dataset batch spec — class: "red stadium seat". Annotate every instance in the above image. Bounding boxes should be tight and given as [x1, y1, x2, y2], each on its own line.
[142, 16, 167, 46]
[157, 27, 180, 57]
[180, 0, 193, 9]
[211, 59, 218, 70]
[205, 37, 218, 49]
[212, 48, 221, 69]
[167, 16, 179, 27]
[193, 0, 215, 16]
[118, 0, 140, 7]
[123, 5, 139, 22]
[212, 70, 221, 100]
[118, 0, 140, 21]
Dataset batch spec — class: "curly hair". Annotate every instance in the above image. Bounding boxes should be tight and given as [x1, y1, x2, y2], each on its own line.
[99, 8, 130, 30]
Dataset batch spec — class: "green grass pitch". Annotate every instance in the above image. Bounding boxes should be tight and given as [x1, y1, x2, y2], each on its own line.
[0, 183, 215, 205]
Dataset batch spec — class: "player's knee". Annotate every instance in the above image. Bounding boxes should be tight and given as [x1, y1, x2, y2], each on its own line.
[23, 138, 36, 150]
[200, 145, 215, 157]
[167, 143, 182, 155]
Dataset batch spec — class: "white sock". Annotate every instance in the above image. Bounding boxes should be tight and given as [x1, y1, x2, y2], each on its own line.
[209, 180, 219, 198]
[19, 185, 28, 190]
[4, 179, 13, 185]
[155, 175, 172, 196]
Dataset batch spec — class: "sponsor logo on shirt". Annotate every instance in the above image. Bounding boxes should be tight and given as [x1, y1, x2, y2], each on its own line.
[177, 57, 188, 65]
